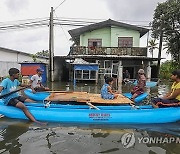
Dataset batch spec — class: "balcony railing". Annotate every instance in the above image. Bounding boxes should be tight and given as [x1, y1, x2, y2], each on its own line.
[70, 46, 147, 56]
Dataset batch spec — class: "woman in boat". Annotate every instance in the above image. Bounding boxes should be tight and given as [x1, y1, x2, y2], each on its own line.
[0, 68, 45, 125]
[130, 69, 146, 101]
[152, 69, 180, 108]
[101, 76, 119, 99]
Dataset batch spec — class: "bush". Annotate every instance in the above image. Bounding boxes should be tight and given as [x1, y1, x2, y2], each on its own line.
[160, 60, 179, 79]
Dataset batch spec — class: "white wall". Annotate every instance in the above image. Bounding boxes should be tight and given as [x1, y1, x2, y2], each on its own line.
[0, 61, 20, 77]
[0, 50, 48, 63]
[0, 50, 48, 77]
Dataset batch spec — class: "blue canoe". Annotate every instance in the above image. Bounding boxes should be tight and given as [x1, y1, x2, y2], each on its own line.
[123, 92, 148, 103]
[133, 80, 157, 88]
[0, 100, 180, 124]
[24, 89, 147, 103]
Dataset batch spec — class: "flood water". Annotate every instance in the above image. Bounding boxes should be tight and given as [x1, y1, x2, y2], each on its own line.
[0, 81, 180, 154]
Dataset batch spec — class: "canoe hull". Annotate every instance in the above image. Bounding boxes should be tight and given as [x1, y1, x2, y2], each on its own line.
[24, 89, 49, 101]
[123, 93, 148, 103]
[0, 100, 180, 124]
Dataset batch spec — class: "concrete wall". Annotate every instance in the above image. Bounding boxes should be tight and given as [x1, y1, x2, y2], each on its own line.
[80, 26, 140, 47]
[0, 50, 48, 62]
[54, 57, 68, 81]
[111, 26, 140, 47]
[80, 27, 111, 47]
[0, 61, 20, 77]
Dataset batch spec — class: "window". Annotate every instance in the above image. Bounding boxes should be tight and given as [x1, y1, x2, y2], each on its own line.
[90, 71, 96, 79]
[83, 70, 89, 79]
[75, 70, 82, 79]
[118, 37, 133, 47]
[105, 61, 111, 68]
[88, 39, 102, 47]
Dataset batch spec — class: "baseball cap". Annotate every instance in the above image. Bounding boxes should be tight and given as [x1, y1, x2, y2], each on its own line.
[138, 69, 144, 74]
[37, 68, 44, 72]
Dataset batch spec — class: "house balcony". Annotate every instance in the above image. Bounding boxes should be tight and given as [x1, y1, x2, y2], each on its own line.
[70, 46, 147, 56]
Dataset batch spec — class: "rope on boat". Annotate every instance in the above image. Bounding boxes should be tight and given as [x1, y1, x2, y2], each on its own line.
[0, 114, 4, 118]
[130, 103, 140, 110]
[43, 100, 51, 108]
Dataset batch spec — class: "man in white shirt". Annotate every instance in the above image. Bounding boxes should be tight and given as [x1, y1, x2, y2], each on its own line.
[29, 68, 49, 93]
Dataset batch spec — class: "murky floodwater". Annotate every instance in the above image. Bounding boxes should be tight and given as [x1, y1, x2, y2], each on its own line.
[0, 81, 180, 154]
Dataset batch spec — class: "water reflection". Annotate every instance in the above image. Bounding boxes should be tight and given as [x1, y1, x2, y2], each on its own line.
[0, 120, 30, 154]
[0, 121, 179, 154]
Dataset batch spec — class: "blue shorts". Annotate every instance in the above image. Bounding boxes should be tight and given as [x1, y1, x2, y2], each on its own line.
[101, 94, 114, 100]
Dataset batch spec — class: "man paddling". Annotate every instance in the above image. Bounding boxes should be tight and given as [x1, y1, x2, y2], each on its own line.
[0, 68, 45, 124]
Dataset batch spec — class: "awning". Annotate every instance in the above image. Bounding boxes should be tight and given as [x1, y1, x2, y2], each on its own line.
[74, 64, 98, 71]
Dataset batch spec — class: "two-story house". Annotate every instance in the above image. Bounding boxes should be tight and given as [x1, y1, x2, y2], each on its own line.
[54, 19, 159, 84]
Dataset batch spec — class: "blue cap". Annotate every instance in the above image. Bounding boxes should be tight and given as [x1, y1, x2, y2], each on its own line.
[37, 68, 44, 72]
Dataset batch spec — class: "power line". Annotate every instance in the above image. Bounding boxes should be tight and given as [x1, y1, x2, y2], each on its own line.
[0, 17, 49, 25]
[54, 0, 67, 11]
[0, 19, 49, 27]
[0, 16, 152, 32]
[55, 16, 152, 23]
[54, 18, 97, 24]
[54, 12, 70, 44]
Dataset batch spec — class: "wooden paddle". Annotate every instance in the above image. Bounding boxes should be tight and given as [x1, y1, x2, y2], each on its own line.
[0, 87, 26, 99]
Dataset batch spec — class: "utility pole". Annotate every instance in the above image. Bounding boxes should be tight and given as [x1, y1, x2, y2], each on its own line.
[49, 7, 54, 82]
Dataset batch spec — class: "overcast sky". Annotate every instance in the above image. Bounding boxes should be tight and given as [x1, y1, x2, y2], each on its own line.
[0, 0, 170, 60]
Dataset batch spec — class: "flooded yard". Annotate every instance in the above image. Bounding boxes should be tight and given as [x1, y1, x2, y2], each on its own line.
[0, 81, 180, 154]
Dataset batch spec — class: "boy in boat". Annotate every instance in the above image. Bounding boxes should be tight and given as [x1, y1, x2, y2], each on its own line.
[130, 69, 146, 101]
[29, 68, 49, 93]
[101, 77, 119, 99]
[152, 69, 180, 108]
[0, 68, 45, 124]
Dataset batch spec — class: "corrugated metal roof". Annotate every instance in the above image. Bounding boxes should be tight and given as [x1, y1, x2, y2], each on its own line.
[71, 58, 97, 65]
[72, 58, 89, 64]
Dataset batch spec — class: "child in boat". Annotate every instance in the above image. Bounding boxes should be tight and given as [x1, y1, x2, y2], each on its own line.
[131, 69, 146, 101]
[101, 77, 119, 99]
[152, 69, 180, 108]
[29, 68, 49, 93]
[0, 68, 45, 125]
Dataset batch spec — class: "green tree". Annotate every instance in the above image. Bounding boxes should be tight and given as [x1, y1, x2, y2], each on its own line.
[31, 54, 37, 62]
[151, 0, 180, 73]
[148, 39, 158, 58]
[36, 50, 49, 57]
[160, 60, 179, 79]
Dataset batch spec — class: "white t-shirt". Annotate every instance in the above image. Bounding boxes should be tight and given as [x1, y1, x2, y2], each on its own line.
[31, 74, 42, 88]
